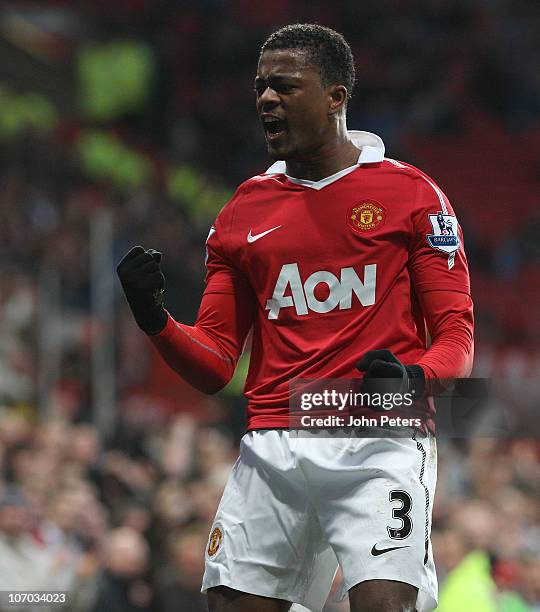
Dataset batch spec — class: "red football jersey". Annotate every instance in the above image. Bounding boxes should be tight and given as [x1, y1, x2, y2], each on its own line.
[204, 132, 471, 429]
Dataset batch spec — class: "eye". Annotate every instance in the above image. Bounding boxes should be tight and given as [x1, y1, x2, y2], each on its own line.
[276, 84, 294, 94]
[253, 81, 296, 97]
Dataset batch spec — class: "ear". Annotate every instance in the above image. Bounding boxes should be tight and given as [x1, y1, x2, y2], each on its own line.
[328, 85, 348, 116]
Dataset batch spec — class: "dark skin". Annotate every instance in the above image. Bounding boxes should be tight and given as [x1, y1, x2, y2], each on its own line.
[208, 582, 418, 612]
[254, 48, 359, 181]
[208, 47, 419, 612]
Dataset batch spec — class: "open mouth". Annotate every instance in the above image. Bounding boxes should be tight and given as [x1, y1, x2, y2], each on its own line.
[263, 117, 287, 141]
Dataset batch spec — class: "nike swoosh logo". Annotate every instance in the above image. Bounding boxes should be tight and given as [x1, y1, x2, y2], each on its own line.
[371, 544, 411, 556]
[247, 225, 282, 243]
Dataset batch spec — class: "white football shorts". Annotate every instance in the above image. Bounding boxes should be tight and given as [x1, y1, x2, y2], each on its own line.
[202, 429, 438, 612]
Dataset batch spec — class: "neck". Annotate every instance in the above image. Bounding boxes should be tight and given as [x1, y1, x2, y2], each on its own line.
[285, 124, 360, 182]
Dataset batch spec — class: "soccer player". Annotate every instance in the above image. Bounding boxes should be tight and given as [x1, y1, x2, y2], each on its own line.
[117, 24, 474, 612]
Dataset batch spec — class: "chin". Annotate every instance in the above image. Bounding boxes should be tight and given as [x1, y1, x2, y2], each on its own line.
[267, 144, 295, 161]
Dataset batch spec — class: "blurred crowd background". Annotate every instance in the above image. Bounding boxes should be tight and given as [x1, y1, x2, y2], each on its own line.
[0, 1, 539, 611]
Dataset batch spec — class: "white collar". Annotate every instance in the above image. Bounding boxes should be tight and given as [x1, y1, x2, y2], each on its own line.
[264, 130, 385, 190]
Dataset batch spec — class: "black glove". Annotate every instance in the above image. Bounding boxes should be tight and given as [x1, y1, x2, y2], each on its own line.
[356, 349, 425, 401]
[117, 246, 168, 335]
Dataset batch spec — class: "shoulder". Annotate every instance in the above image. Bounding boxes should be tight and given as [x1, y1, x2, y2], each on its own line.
[220, 173, 284, 212]
[383, 158, 446, 190]
[382, 158, 450, 210]
[229, 172, 283, 201]
[382, 158, 439, 185]
[214, 172, 284, 228]
[236, 172, 284, 195]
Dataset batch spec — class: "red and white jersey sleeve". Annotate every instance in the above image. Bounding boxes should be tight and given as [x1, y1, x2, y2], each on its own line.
[398, 160, 474, 382]
[204, 187, 244, 295]
[201, 185, 258, 367]
[405, 162, 470, 294]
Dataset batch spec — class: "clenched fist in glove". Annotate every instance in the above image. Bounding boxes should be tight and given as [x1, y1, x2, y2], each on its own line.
[356, 349, 425, 402]
[117, 246, 168, 335]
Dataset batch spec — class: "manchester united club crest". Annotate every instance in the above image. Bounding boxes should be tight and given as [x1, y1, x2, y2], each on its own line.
[207, 526, 223, 557]
[348, 201, 385, 233]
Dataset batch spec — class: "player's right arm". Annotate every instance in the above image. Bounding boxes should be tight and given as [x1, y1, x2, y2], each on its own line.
[148, 285, 254, 394]
[117, 196, 256, 394]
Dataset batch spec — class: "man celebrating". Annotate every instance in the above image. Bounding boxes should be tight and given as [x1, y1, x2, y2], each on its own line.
[118, 24, 474, 612]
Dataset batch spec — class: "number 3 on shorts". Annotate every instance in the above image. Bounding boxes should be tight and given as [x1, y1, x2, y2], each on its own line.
[387, 490, 413, 539]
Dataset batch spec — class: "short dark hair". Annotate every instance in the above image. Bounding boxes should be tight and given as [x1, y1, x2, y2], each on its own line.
[261, 23, 355, 100]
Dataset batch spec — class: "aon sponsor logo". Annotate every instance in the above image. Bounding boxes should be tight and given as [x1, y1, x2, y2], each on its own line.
[266, 263, 376, 320]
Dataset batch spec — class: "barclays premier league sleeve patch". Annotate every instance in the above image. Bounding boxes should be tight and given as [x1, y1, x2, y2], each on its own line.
[427, 212, 459, 252]
[426, 212, 460, 269]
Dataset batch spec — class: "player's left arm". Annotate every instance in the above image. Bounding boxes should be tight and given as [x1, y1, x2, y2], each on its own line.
[408, 173, 474, 382]
[357, 173, 474, 394]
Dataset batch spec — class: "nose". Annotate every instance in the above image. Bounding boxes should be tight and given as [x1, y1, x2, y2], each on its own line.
[258, 86, 280, 110]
